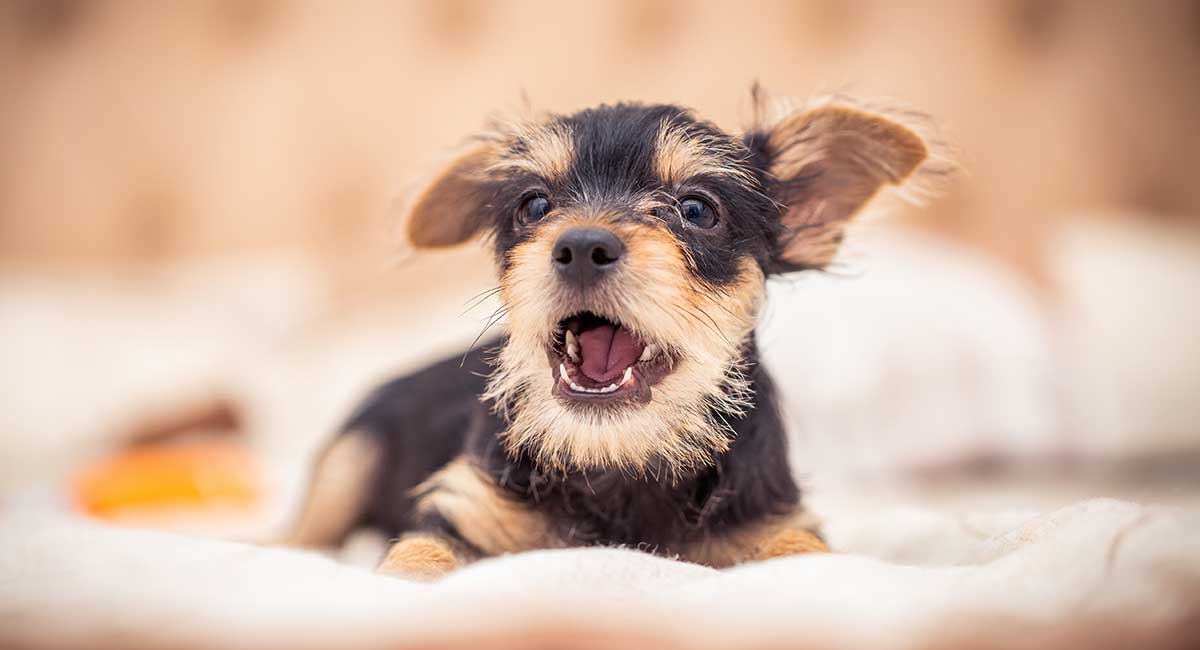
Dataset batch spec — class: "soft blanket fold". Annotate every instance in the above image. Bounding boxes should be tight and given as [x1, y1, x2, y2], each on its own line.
[1, 499, 1197, 650]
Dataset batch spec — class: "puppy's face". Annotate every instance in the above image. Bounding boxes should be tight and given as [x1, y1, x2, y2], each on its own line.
[406, 97, 928, 473]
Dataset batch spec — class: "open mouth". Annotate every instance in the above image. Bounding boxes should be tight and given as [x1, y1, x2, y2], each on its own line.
[548, 312, 672, 404]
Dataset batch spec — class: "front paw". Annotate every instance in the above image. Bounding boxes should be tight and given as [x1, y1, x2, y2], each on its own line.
[753, 528, 829, 560]
[378, 536, 458, 581]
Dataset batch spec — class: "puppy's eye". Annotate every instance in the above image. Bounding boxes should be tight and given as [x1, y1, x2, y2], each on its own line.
[679, 197, 718, 229]
[517, 195, 552, 226]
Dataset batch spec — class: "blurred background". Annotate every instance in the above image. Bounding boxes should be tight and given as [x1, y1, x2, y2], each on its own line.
[1, 0, 1198, 536]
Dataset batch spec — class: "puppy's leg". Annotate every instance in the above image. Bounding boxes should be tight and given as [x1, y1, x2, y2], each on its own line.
[683, 509, 828, 567]
[750, 508, 829, 560]
[379, 533, 461, 581]
[283, 430, 383, 548]
[751, 527, 829, 560]
[376, 459, 556, 580]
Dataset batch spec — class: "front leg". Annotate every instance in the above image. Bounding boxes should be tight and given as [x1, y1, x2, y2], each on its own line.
[749, 509, 829, 561]
[681, 511, 829, 567]
[379, 534, 461, 581]
[377, 459, 557, 580]
[750, 527, 828, 560]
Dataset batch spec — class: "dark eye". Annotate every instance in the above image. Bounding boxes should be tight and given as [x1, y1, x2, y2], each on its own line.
[679, 196, 718, 229]
[517, 195, 551, 225]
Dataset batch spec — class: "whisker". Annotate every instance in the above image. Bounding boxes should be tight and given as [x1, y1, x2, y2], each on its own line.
[459, 286, 503, 316]
[462, 305, 510, 366]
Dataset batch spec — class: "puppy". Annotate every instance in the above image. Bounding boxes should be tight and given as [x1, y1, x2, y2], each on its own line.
[286, 93, 930, 579]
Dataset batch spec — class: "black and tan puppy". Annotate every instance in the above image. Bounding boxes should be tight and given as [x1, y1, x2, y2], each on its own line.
[286, 92, 930, 579]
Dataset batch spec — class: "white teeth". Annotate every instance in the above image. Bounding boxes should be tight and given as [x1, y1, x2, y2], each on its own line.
[621, 366, 634, 385]
[565, 330, 580, 362]
[640, 344, 658, 362]
[559, 363, 570, 382]
[568, 378, 623, 394]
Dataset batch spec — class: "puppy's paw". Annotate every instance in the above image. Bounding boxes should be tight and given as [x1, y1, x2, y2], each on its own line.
[753, 528, 829, 560]
[379, 536, 458, 581]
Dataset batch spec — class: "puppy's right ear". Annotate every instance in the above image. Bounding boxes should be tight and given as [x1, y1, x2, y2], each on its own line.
[404, 145, 496, 248]
[744, 94, 930, 271]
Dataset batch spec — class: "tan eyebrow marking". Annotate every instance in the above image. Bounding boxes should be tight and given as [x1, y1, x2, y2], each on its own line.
[653, 119, 755, 187]
[487, 121, 575, 182]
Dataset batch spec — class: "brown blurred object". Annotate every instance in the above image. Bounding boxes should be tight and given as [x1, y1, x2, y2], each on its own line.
[0, 0, 1196, 289]
[119, 394, 243, 446]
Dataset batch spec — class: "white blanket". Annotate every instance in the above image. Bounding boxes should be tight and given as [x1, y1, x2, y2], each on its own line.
[3, 498, 1198, 650]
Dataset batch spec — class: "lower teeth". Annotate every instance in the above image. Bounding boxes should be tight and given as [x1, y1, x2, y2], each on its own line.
[569, 381, 620, 394]
[564, 365, 634, 395]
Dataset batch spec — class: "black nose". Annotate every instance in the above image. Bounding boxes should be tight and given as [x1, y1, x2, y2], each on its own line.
[552, 227, 625, 288]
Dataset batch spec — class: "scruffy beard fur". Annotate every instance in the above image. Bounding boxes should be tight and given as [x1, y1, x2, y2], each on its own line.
[484, 211, 764, 475]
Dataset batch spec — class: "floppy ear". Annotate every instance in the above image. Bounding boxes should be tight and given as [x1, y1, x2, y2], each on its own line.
[404, 144, 496, 248]
[746, 103, 928, 270]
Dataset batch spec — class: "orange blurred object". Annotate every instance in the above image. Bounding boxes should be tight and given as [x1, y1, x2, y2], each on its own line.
[73, 440, 259, 517]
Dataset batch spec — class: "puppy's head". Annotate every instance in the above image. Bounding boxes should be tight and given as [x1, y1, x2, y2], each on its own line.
[405, 95, 930, 473]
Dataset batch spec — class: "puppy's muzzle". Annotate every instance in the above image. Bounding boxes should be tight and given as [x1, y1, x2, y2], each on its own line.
[552, 227, 624, 289]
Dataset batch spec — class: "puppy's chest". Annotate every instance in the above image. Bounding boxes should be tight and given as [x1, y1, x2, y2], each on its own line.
[425, 451, 802, 567]
[504, 468, 724, 550]
[504, 471, 801, 567]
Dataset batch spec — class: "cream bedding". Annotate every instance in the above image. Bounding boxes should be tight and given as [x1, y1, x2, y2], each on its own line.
[2, 498, 1197, 650]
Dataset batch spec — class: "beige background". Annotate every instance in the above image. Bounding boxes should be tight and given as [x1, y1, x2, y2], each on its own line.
[2, 1, 1198, 280]
[1, 1, 1198, 504]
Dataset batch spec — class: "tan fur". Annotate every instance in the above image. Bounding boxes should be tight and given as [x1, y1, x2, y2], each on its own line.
[405, 144, 496, 248]
[284, 432, 382, 548]
[378, 535, 459, 581]
[762, 104, 927, 185]
[752, 529, 829, 559]
[485, 210, 763, 474]
[406, 119, 575, 249]
[653, 119, 756, 188]
[749, 94, 932, 268]
[414, 459, 560, 555]
[679, 511, 826, 567]
[485, 120, 575, 183]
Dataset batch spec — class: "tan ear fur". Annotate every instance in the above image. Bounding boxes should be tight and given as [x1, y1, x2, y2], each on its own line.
[405, 144, 495, 249]
[764, 104, 929, 268]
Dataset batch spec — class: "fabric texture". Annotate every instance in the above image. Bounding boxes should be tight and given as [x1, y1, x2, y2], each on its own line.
[2, 498, 1197, 650]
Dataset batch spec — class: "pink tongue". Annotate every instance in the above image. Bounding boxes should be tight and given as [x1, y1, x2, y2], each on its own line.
[577, 324, 643, 383]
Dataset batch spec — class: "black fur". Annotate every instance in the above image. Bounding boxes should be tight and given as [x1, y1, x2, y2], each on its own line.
[344, 336, 799, 554]
[485, 103, 784, 286]
[340, 347, 491, 535]
[309, 102, 831, 562]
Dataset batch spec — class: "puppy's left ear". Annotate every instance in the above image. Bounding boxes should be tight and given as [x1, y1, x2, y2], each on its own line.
[745, 103, 928, 270]
[404, 144, 496, 249]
